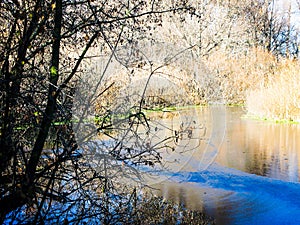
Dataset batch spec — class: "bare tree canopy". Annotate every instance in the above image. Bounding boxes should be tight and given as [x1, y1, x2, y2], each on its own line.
[0, 0, 195, 223]
[1, 0, 299, 224]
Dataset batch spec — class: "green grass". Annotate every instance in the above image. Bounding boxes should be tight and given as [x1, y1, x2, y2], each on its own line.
[242, 114, 300, 124]
[143, 104, 209, 114]
[227, 103, 245, 107]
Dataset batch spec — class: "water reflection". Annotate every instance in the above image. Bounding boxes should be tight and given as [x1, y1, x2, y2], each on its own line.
[153, 181, 236, 224]
[216, 107, 300, 182]
[156, 106, 300, 182]
[153, 106, 300, 224]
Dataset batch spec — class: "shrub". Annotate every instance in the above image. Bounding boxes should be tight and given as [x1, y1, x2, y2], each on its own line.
[132, 195, 216, 225]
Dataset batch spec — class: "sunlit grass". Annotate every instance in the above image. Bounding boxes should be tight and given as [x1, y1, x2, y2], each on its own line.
[246, 59, 300, 122]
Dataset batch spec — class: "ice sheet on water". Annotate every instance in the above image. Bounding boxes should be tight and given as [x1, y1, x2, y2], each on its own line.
[168, 163, 300, 225]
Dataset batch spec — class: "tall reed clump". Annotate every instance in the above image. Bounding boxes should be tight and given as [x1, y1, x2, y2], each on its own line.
[205, 47, 276, 104]
[246, 59, 300, 122]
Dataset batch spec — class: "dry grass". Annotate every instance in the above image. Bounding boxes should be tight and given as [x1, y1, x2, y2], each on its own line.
[246, 59, 300, 121]
[205, 47, 300, 121]
[205, 47, 276, 104]
[91, 46, 300, 122]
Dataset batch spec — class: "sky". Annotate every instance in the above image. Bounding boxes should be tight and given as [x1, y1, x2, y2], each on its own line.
[275, 0, 300, 30]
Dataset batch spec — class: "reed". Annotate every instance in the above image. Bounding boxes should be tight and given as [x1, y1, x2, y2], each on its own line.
[246, 59, 300, 122]
[205, 47, 276, 104]
[92, 46, 300, 120]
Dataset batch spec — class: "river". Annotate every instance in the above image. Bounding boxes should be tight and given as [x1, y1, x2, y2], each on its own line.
[148, 106, 300, 225]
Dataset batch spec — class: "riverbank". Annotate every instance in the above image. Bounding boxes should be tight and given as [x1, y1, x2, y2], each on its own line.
[242, 114, 300, 124]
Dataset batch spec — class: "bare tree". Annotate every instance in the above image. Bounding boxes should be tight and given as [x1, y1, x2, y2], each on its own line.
[237, 0, 299, 57]
[0, 0, 195, 223]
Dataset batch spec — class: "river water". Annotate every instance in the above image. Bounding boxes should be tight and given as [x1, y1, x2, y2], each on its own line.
[217, 106, 300, 182]
[149, 106, 300, 224]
